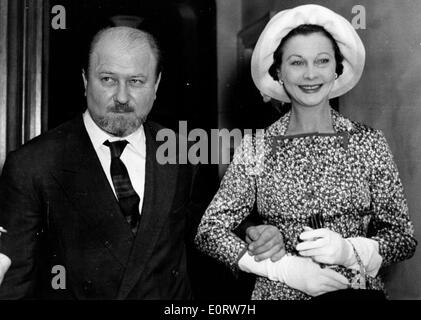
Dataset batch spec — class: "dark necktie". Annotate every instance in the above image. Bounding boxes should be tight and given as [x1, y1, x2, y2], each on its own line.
[104, 140, 140, 234]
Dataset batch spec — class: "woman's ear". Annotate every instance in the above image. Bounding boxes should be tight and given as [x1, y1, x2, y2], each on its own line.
[277, 69, 283, 84]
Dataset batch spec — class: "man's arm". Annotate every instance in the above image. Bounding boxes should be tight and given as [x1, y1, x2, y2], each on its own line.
[0, 152, 42, 298]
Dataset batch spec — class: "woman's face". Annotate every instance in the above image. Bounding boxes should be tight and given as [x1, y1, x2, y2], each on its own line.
[278, 32, 337, 108]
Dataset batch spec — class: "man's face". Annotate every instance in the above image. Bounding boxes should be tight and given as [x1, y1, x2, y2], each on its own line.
[83, 38, 161, 137]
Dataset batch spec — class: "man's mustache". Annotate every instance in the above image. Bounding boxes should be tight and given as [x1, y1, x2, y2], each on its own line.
[108, 102, 135, 113]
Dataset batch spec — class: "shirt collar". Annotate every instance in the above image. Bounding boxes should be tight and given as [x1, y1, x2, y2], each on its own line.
[83, 110, 145, 155]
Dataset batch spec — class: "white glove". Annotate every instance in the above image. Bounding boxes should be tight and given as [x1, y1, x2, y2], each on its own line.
[0, 253, 11, 285]
[296, 228, 354, 266]
[239, 252, 349, 297]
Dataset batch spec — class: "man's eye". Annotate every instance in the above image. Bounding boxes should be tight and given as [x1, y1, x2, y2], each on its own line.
[101, 77, 115, 84]
[130, 79, 144, 86]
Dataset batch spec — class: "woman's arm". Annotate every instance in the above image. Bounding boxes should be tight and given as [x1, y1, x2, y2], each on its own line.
[194, 134, 259, 272]
[295, 130, 416, 274]
[366, 130, 417, 267]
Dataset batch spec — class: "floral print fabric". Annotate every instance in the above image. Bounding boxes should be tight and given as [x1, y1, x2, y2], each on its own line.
[195, 109, 416, 300]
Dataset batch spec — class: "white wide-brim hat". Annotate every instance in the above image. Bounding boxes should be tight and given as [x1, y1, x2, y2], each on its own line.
[251, 4, 365, 103]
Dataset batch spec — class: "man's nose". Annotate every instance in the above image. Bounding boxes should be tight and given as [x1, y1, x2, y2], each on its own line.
[115, 83, 129, 104]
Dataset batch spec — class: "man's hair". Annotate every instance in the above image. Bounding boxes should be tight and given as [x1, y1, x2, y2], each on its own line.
[84, 26, 162, 78]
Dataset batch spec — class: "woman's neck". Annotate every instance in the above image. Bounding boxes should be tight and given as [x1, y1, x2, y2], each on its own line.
[286, 102, 335, 135]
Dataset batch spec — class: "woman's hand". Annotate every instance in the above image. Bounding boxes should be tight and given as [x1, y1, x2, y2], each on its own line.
[239, 252, 350, 297]
[275, 255, 350, 296]
[296, 227, 353, 266]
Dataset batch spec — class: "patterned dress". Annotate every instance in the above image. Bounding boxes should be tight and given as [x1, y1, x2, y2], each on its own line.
[195, 109, 417, 300]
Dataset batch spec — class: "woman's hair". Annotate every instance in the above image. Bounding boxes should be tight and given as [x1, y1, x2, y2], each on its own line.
[268, 24, 344, 81]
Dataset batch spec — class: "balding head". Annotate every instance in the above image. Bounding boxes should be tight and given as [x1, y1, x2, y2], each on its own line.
[87, 27, 162, 79]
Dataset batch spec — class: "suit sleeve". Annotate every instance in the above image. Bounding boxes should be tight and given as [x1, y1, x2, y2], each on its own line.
[0, 152, 42, 298]
[194, 134, 259, 272]
[367, 130, 417, 267]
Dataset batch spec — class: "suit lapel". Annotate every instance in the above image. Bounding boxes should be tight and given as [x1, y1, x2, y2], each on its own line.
[116, 122, 178, 299]
[51, 116, 134, 266]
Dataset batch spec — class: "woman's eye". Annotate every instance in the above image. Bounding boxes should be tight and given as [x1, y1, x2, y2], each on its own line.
[291, 60, 304, 66]
[316, 58, 330, 64]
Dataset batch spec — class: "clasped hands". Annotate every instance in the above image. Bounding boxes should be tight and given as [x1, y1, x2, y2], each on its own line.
[245, 225, 351, 296]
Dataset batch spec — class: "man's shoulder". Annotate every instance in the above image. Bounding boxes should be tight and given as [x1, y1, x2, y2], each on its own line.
[144, 120, 168, 135]
[144, 120, 185, 147]
[4, 116, 82, 165]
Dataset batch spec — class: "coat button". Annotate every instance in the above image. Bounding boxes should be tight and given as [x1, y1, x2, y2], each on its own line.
[171, 269, 179, 277]
[82, 280, 93, 293]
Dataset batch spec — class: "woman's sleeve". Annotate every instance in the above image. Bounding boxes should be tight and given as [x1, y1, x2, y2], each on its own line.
[367, 130, 417, 267]
[194, 134, 260, 272]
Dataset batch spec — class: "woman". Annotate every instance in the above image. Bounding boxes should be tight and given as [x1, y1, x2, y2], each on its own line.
[195, 4, 416, 300]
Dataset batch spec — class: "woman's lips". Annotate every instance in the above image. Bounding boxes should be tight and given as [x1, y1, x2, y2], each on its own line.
[298, 84, 323, 93]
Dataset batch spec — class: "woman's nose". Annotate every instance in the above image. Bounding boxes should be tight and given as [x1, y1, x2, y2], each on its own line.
[303, 64, 317, 80]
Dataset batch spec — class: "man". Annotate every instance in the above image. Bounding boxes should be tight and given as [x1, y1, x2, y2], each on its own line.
[0, 27, 283, 299]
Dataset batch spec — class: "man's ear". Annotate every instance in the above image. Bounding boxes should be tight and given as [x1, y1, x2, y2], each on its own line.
[154, 72, 162, 99]
[82, 69, 88, 96]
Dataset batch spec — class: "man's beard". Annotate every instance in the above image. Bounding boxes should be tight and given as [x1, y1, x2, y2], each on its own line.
[93, 102, 147, 137]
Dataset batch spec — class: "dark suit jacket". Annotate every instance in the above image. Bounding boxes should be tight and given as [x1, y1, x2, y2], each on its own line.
[0, 115, 205, 299]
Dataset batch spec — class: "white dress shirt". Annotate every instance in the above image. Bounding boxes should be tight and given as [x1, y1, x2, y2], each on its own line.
[83, 110, 146, 215]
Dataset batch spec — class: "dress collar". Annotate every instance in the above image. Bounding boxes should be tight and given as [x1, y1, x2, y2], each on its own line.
[268, 107, 355, 137]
